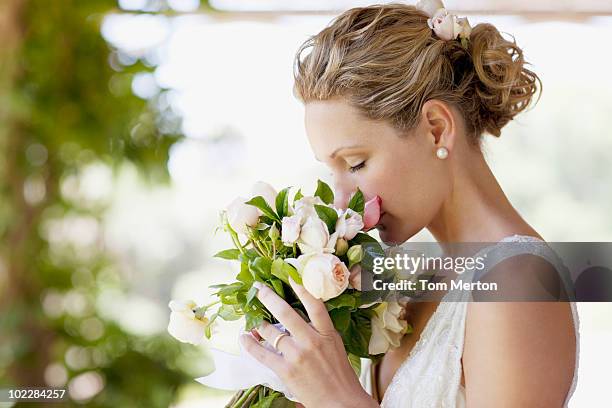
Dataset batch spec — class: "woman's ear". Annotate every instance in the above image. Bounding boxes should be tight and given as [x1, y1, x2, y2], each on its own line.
[419, 99, 457, 154]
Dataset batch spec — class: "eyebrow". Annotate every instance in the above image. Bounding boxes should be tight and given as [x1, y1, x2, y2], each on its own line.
[315, 144, 365, 162]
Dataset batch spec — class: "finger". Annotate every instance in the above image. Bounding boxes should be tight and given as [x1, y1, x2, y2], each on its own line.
[253, 281, 314, 340]
[239, 332, 284, 372]
[288, 276, 335, 334]
[255, 320, 294, 355]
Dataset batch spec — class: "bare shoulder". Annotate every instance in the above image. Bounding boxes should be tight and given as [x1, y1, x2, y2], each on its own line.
[463, 257, 577, 407]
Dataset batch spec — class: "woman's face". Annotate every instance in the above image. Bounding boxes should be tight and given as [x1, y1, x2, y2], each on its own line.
[304, 97, 452, 245]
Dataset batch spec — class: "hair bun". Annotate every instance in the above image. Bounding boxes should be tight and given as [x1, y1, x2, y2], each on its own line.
[467, 23, 541, 137]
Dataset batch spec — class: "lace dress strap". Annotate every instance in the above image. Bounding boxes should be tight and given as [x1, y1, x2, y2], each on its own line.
[471, 235, 576, 302]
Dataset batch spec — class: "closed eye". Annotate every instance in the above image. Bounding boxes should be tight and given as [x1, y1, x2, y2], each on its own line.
[349, 161, 366, 173]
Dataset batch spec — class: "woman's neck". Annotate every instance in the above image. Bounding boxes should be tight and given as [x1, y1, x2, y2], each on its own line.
[426, 148, 537, 244]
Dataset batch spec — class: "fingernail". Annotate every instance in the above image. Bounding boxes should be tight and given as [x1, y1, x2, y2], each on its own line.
[250, 328, 262, 341]
[252, 281, 263, 290]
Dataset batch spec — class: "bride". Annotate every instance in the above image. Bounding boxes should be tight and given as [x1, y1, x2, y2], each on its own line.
[238, 1, 579, 407]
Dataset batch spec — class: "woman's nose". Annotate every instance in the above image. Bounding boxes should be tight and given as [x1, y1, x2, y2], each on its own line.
[334, 191, 350, 209]
[332, 180, 353, 209]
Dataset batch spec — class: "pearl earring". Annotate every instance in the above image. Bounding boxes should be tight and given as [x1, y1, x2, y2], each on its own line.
[436, 146, 449, 160]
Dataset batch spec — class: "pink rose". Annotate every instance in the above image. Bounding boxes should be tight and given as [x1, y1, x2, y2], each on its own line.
[363, 195, 382, 230]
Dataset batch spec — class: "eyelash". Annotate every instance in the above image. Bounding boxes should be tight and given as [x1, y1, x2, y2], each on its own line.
[349, 161, 366, 173]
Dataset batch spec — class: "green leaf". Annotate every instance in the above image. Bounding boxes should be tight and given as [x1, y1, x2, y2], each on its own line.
[252, 394, 279, 408]
[284, 263, 302, 285]
[314, 204, 338, 234]
[293, 188, 303, 203]
[329, 307, 351, 333]
[220, 293, 239, 305]
[269, 396, 297, 408]
[354, 290, 382, 307]
[259, 216, 275, 225]
[249, 257, 272, 280]
[217, 304, 241, 321]
[245, 311, 264, 331]
[325, 293, 356, 311]
[245, 196, 279, 221]
[237, 261, 254, 285]
[347, 188, 365, 214]
[341, 310, 373, 358]
[246, 285, 259, 306]
[350, 232, 378, 245]
[271, 258, 289, 285]
[210, 282, 244, 296]
[314, 179, 334, 205]
[270, 278, 285, 298]
[275, 187, 291, 219]
[348, 353, 362, 377]
[213, 248, 241, 260]
[239, 249, 259, 262]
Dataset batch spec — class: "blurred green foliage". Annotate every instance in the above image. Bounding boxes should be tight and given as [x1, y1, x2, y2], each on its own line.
[0, 0, 211, 406]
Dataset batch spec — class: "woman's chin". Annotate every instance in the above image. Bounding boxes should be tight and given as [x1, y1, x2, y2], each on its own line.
[377, 223, 415, 245]
[377, 225, 402, 246]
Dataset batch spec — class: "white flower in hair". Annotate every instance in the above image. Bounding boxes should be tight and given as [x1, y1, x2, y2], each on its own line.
[415, 0, 444, 17]
[416, 0, 472, 42]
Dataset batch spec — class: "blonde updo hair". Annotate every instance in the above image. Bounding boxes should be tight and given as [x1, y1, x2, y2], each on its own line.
[292, 3, 541, 141]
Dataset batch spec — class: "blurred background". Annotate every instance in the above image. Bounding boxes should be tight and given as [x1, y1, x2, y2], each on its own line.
[0, 0, 610, 406]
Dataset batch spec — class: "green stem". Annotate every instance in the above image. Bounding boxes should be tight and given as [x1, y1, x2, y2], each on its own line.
[230, 231, 246, 255]
[201, 299, 221, 311]
[242, 385, 261, 406]
[231, 385, 258, 408]
[249, 236, 272, 260]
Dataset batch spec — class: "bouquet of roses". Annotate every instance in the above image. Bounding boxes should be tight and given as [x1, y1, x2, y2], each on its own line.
[167, 180, 412, 407]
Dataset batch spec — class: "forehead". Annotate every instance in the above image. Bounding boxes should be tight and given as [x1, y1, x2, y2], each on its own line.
[304, 98, 394, 153]
[305, 98, 366, 140]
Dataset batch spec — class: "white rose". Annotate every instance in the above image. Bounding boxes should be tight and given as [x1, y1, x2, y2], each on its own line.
[300, 253, 350, 301]
[293, 196, 325, 219]
[335, 208, 364, 240]
[167, 300, 209, 345]
[250, 181, 277, 210]
[297, 216, 337, 254]
[226, 196, 260, 235]
[428, 9, 471, 41]
[281, 215, 302, 245]
[368, 302, 408, 355]
[428, 8, 455, 41]
[415, 0, 444, 17]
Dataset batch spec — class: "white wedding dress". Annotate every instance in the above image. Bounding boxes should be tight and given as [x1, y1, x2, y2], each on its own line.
[359, 235, 580, 407]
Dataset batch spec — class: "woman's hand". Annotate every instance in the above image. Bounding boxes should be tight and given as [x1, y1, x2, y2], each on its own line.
[239, 277, 379, 408]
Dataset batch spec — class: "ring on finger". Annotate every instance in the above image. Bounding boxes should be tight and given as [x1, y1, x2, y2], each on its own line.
[272, 332, 290, 350]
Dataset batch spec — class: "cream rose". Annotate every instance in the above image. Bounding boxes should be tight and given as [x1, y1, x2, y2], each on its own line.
[226, 196, 260, 235]
[368, 301, 408, 355]
[281, 214, 302, 245]
[167, 300, 209, 345]
[335, 208, 364, 240]
[415, 0, 444, 18]
[293, 196, 325, 219]
[250, 181, 277, 210]
[427, 8, 472, 41]
[297, 216, 337, 255]
[299, 253, 350, 301]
